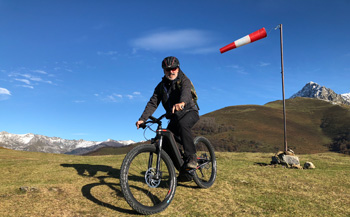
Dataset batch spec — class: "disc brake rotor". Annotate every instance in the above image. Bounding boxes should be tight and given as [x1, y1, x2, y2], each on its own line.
[145, 168, 161, 188]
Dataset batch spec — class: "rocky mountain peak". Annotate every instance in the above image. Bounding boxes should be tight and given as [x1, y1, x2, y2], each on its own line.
[290, 81, 350, 105]
[0, 131, 135, 155]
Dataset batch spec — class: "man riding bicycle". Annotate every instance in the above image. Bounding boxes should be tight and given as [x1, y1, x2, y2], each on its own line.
[136, 56, 199, 169]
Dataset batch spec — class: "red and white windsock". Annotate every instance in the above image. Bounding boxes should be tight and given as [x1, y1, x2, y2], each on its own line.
[220, 27, 267, 54]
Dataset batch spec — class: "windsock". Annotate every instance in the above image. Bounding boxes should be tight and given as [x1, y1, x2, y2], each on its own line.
[220, 27, 267, 54]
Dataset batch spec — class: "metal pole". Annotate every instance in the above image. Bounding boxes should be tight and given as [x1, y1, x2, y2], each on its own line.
[278, 24, 288, 152]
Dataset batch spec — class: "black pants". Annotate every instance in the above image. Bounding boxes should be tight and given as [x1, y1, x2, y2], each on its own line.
[167, 110, 199, 157]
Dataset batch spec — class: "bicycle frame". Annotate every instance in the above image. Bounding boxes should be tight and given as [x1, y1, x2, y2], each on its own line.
[151, 120, 184, 178]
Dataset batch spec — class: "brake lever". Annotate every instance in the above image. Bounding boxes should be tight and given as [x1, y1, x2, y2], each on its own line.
[139, 122, 147, 129]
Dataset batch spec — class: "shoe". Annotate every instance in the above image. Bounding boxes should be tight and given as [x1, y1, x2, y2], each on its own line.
[177, 172, 193, 182]
[186, 154, 198, 169]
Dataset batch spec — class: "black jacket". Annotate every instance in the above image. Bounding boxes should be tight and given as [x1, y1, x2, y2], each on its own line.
[139, 69, 198, 121]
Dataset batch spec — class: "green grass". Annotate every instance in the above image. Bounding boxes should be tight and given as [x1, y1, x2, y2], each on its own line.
[1, 148, 350, 216]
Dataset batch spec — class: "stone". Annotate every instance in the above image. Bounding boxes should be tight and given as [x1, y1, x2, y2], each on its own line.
[19, 186, 39, 192]
[285, 148, 295, 156]
[282, 155, 300, 167]
[303, 162, 316, 169]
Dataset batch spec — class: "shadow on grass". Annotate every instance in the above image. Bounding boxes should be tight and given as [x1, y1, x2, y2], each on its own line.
[60, 164, 137, 215]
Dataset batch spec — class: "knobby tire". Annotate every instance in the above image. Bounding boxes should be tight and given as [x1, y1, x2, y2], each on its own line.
[120, 144, 177, 215]
[193, 136, 217, 188]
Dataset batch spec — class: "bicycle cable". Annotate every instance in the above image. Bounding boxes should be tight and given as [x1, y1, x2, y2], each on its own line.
[143, 123, 156, 141]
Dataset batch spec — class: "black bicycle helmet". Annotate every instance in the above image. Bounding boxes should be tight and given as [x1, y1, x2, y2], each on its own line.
[162, 56, 180, 69]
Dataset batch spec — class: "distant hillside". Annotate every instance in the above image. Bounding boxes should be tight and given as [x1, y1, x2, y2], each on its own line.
[192, 97, 350, 154]
[90, 97, 350, 156]
[82, 143, 139, 156]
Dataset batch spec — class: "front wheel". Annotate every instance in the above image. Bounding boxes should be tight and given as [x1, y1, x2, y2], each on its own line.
[193, 136, 217, 188]
[120, 144, 177, 215]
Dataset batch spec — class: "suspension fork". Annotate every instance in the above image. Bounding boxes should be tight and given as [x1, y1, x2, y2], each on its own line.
[154, 134, 163, 180]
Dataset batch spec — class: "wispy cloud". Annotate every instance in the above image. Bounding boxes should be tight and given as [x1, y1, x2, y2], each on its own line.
[126, 95, 134, 99]
[32, 70, 48, 74]
[132, 29, 216, 53]
[8, 68, 54, 88]
[227, 64, 248, 75]
[259, 61, 271, 67]
[102, 91, 143, 103]
[0, 87, 11, 101]
[97, 51, 118, 56]
[21, 85, 34, 89]
[0, 87, 11, 95]
[105, 93, 123, 102]
[73, 100, 86, 103]
[15, 78, 31, 85]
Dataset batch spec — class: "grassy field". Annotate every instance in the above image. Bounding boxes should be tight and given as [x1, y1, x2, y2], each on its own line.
[1, 147, 350, 216]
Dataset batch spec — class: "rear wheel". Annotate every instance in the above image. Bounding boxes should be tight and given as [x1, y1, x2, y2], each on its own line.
[193, 137, 217, 188]
[120, 144, 177, 215]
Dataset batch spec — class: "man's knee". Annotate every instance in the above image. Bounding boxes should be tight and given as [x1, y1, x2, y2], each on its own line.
[179, 112, 198, 128]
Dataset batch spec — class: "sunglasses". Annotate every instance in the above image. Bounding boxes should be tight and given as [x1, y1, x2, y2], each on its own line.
[164, 67, 178, 72]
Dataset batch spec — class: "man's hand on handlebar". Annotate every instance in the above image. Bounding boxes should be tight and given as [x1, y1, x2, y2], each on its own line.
[136, 120, 144, 129]
[172, 102, 185, 114]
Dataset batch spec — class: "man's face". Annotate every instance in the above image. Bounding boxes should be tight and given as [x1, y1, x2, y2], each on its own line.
[164, 67, 179, 81]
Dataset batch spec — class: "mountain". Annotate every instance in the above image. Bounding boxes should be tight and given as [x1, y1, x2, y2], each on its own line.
[342, 93, 350, 102]
[0, 132, 134, 155]
[190, 97, 350, 155]
[65, 139, 134, 155]
[290, 81, 350, 105]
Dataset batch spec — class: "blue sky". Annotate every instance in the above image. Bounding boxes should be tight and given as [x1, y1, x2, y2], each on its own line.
[1, 0, 349, 142]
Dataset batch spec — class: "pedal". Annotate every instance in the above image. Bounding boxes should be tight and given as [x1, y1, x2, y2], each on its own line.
[185, 168, 196, 176]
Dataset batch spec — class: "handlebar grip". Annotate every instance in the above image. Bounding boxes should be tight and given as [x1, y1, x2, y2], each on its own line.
[139, 122, 147, 129]
[149, 116, 157, 122]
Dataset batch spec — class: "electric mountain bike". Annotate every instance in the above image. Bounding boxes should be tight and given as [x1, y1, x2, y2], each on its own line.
[120, 114, 217, 215]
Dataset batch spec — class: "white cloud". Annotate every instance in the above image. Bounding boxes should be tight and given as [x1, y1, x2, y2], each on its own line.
[32, 70, 48, 74]
[21, 85, 34, 89]
[105, 95, 119, 102]
[97, 51, 118, 56]
[132, 29, 214, 51]
[0, 87, 11, 95]
[73, 100, 85, 103]
[15, 79, 31, 85]
[10, 72, 53, 86]
[102, 91, 143, 103]
[23, 74, 42, 81]
[0, 87, 11, 100]
[259, 62, 271, 67]
[113, 94, 123, 98]
[227, 65, 248, 75]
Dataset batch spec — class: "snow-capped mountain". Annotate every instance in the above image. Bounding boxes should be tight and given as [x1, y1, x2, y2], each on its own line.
[0, 131, 135, 155]
[290, 81, 350, 105]
[341, 93, 350, 102]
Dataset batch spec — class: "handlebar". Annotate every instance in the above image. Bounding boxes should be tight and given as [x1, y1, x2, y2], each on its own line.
[139, 114, 167, 129]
